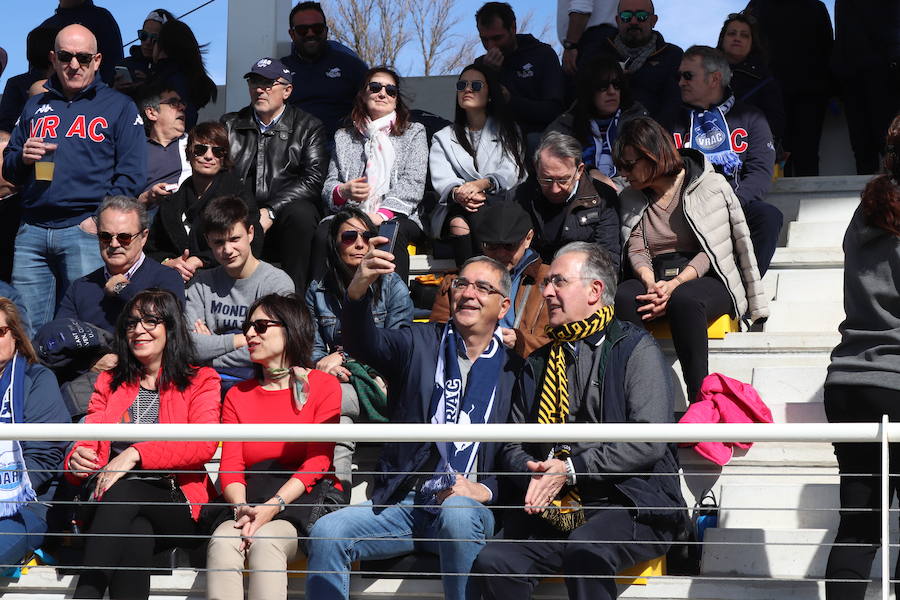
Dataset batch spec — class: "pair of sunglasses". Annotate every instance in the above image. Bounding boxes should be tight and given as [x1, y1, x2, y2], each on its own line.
[678, 71, 695, 81]
[98, 231, 143, 246]
[241, 319, 284, 335]
[340, 230, 376, 245]
[619, 10, 651, 23]
[192, 144, 227, 159]
[293, 23, 326, 36]
[456, 79, 485, 92]
[597, 79, 622, 92]
[367, 81, 398, 97]
[56, 50, 96, 65]
[137, 29, 159, 43]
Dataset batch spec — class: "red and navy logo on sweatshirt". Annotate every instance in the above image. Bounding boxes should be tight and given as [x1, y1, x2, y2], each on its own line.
[30, 105, 111, 142]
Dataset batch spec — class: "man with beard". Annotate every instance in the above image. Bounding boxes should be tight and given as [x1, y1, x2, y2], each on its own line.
[595, 0, 682, 128]
[280, 1, 368, 138]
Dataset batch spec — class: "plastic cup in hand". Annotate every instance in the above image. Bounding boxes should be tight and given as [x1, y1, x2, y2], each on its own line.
[35, 146, 55, 182]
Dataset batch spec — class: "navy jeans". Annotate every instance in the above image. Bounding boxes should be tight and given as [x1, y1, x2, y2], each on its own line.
[0, 505, 47, 570]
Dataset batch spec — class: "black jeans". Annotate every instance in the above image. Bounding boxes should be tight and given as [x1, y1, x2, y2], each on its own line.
[840, 67, 900, 175]
[474, 501, 674, 600]
[615, 276, 734, 403]
[742, 199, 783, 276]
[783, 93, 828, 177]
[263, 199, 321, 294]
[824, 384, 900, 600]
[74, 478, 199, 600]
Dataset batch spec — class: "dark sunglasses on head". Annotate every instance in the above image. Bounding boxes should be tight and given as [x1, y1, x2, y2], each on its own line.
[292, 23, 326, 36]
[456, 79, 485, 92]
[340, 230, 376, 245]
[56, 50, 96, 65]
[241, 319, 284, 335]
[619, 10, 651, 23]
[597, 79, 622, 92]
[192, 144, 228, 159]
[367, 81, 398, 97]
[137, 29, 159, 43]
[159, 97, 185, 108]
[98, 230, 143, 246]
[678, 71, 695, 81]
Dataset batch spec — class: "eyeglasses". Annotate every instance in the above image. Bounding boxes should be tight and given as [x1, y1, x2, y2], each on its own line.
[678, 71, 695, 81]
[367, 81, 398, 97]
[246, 77, 289, 90]
[615, 157, 643, 171]
[98, 231, 144, 247]
[159, 97, 185, 109]
[537, 170, 579, 188]
[619, 10, 651, 23]
[292, 23, 326, 36]
[450, 277, 505, 298]
[0, 326, 11, 338]
[456, 79, 485, 93]
[125, 315, 165, 331]
[597, 79, 622, 92]
[539, 274, 593, 291]
[340, 230, 376, 245]
[241, 319, 284, 335]
[192, 144, 228, 159]
[56, 50, 96, 66]
[137, 29, 159, 43]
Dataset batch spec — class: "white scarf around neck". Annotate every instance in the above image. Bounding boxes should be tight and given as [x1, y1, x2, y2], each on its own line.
[361, 111, 396, 214]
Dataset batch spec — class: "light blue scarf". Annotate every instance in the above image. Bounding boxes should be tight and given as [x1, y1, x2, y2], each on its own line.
[0, 354, 36, 518]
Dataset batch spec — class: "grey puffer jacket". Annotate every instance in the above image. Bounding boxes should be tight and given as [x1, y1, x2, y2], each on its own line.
[323, 121, 428, 227]
[618, 148, 769, 325]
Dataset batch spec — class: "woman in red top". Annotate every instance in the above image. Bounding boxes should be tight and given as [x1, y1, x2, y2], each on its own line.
[66, 289, 221, 600]
[206, 293, 342, 600]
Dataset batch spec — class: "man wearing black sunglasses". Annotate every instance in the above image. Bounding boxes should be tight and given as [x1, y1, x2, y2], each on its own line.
[38, 0, 123, 86]
[280, 1, 368, 138]
[222, 56, 328, 293]
[590, 0, 683, 128]
[2, 24, 147, 331]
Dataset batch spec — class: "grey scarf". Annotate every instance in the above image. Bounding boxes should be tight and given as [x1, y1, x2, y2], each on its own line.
[612, 31, 659, 75]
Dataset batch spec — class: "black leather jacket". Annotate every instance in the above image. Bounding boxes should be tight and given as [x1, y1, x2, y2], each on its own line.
[221, 104, 328, 216]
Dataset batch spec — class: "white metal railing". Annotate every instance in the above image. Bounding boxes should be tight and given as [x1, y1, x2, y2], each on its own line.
[4, 420, 899, 598]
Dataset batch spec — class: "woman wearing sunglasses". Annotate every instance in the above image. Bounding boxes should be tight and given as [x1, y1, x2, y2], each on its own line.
[322, 66, 427, 282]
[65, 289, 221, 600]
[206, 293, 345, 600]
[429, 63, 526, 267]
[304, 207, 413, 486]
[115, 9, 176, 93]
[546, 56, 647, 191]
[147, 121, 263, 283]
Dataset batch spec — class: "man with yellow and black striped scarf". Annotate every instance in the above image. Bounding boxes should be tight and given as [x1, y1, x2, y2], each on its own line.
[475, 241, 687, 600]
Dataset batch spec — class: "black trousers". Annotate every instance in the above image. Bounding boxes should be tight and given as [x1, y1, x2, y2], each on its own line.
[263, 199, 321, 294]
[74, 478, 199, 600]
[615, 276, 733, 403]
[840, 68, 900, 175]
[824, 384, 900, 600]
[474, 502, 674, 600]
[742, 199, 783, 276]
[783, 93, 828, 177]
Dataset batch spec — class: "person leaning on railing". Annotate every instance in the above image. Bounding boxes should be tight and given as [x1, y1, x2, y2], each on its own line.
[0, 297, 69, 571]
[205, 293, 345, 600]
[823, 115, 900, 600]
[64, 289, 221, 600]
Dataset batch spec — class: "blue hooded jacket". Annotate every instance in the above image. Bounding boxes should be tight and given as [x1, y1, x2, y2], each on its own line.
[2, 74, 147, 228]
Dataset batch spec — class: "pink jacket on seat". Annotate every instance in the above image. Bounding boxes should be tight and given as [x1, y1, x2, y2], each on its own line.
[678, 373, 774, 465]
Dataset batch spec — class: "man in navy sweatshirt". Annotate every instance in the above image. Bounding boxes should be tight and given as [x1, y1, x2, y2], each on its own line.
[671, 45, 783, 276]
[2, 25, 147, 331]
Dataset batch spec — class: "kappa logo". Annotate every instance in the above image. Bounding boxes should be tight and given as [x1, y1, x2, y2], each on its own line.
[326, 67, 342, 78]
[35, 104, 54, 115]
[516, 63, 534, 78]
[133, 114, 144, 126]
[256, 58, 272, 68]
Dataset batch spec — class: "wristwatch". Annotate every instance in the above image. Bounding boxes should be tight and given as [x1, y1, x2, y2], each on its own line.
[113, 281, 128, 296]
[563, 39, 578, 50]
[273, 494, 286, 512]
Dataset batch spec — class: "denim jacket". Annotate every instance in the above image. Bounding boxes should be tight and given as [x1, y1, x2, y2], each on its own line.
[305, 272, 414, 363]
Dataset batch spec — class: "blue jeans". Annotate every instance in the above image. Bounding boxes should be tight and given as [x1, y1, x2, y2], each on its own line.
[307, 492, 495, 600]
[12, 221, 103, 331]
[0, 506, 48, 569]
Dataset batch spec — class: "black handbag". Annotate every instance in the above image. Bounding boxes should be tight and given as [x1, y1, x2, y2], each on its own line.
[651, 252, 694, 282]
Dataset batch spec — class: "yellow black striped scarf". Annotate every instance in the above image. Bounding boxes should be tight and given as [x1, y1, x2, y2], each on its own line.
[537, 306, 614, 531]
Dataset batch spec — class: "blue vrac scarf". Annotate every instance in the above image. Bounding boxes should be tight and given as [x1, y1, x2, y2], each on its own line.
[686, 96, 743, 178]
[0, 354, 36, 518]
[420, 322, 504, 511]
[583, 109, 621, 178]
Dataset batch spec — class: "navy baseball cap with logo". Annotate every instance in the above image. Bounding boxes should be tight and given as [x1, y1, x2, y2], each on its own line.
[244, 57, 292, 84]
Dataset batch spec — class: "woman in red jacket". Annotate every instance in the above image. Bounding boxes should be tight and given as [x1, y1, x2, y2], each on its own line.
[66, 289, 221, 600]
[206, 293, 342, 600]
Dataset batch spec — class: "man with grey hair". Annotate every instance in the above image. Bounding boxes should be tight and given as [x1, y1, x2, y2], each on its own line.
[672, 44, 782, 275]
[517, 131, 620, 267]
[475, 240, 686, 600]
[136, 84, 191, 213]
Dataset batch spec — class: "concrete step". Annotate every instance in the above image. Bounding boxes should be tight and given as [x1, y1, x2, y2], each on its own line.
[786, 221, 847, 248]
[751, 366, 826, 405]
[769, 402, 827, 424]
[718, 483, 840, 530]
[770, 247, 844, 270]
[680, 442, 837, 468]
[771, 269, 843, 303]
[764, 301, 844, 333]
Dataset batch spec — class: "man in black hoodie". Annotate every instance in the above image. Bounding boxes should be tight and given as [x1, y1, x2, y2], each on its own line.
[475, 2, 566, 136]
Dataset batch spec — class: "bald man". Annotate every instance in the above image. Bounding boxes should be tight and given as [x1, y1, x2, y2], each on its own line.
[2, 24, 146, 331]
[39, 0, 124, 85]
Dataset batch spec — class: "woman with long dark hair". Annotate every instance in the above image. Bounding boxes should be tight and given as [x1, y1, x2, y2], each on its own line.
[824, 115, 900, 600]
[322, 66, 427, 281]
[206, 294, 344, 600]
[429, 64, 527, 266]
[66, 289, 221, 599]
[145, 19, 217, 129]
[546, 55, 648, 190]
